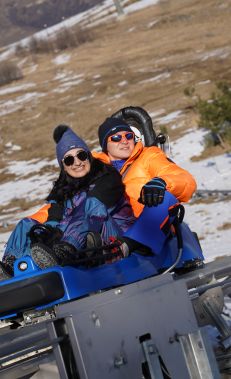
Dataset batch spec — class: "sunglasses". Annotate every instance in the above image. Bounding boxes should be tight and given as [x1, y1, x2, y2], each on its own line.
[108, 132, 135, 143]
[63, 150, 89, 166]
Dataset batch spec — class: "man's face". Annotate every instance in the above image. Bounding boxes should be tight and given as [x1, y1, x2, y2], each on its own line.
[106, 131, 135, 160]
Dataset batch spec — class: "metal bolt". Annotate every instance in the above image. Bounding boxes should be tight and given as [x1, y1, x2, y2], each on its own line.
[114, 289, 122, 295]
[19, 261, 28, 271]
[148, 344, 155, 354]
[91, 312, 101, 327]
[91, 312, 97, 321]
[114, 356, 126, 367]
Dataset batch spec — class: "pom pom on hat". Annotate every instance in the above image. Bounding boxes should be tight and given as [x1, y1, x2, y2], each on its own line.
[98, 117, 132, 152]
[54, 124, 89, 166]
[53, 124, 69, 144]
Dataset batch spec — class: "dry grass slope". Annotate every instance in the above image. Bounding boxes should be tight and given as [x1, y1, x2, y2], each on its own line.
[0, 0, 231, 177]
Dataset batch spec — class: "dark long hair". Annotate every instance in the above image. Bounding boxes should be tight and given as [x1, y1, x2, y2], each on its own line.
[47, 157, 108, 204]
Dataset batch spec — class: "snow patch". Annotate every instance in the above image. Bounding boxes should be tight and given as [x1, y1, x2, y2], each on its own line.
[53, 54, 71, 65]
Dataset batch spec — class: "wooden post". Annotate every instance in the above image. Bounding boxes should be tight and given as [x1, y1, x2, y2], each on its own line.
[113, 0, 124, 16]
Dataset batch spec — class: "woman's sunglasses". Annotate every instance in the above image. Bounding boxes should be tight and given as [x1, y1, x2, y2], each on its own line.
[63, 150, 89, 166]
[108, 132, 135, 143]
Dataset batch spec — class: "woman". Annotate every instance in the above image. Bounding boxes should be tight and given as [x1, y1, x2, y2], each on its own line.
[0, 125, 135, 278]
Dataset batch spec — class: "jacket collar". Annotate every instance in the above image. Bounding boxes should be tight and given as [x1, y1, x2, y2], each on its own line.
[92, 142, 144, 173]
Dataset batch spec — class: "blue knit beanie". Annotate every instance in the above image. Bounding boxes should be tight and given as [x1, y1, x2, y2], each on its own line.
[98, 117, 132, 152]
[54, 124, 89, 166]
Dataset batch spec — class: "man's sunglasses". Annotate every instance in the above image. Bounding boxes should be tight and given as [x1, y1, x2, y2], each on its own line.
[108, 132, 135, 143]
[63, 150, 89, 166]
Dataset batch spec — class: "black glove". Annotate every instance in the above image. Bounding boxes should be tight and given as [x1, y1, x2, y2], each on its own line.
[28, 224, 63, 247]
[47, 203, 64, 222]
[138, 177, 166, 207]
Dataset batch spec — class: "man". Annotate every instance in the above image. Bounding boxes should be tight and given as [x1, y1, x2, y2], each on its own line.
[92, 117, 204, 270]
[93, 117, 196, 217]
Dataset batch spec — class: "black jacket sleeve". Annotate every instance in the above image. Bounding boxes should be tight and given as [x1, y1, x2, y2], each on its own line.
[47, 203, 64, 222]
[88, 164, 125, 208]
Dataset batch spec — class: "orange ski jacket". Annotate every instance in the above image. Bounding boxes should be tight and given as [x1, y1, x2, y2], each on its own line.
[93, 141, 196, 217]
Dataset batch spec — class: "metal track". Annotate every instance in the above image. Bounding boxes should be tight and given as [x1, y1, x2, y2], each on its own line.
[191, 189, 231, 202]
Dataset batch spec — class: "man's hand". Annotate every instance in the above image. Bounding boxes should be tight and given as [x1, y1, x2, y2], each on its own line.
[138, 177, 166, 207]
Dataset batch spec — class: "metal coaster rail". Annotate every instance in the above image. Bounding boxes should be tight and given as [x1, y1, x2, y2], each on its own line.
[192, 189, 231, 202]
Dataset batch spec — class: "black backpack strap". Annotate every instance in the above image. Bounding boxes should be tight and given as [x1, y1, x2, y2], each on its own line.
[169, 203, 185, 223]
[160, 203, 185, 236]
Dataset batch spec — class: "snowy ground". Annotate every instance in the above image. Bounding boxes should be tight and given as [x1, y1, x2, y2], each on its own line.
[169, 128, 231, 262]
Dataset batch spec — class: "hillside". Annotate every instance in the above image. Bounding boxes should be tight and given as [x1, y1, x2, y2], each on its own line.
[0, 0, 231, 217]
[0, 0, 102, 47]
